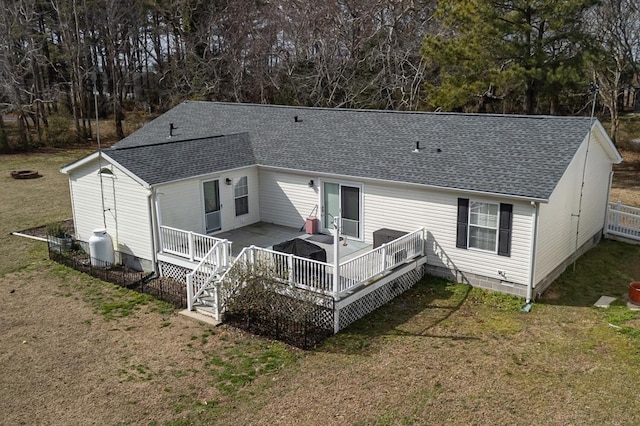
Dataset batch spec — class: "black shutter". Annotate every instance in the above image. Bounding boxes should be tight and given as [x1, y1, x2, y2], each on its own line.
[456, 198, 469, 248]
[498, 203, 513, 257]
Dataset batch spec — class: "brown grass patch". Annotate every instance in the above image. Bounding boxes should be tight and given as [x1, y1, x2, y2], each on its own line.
[611, 150, 640, 207]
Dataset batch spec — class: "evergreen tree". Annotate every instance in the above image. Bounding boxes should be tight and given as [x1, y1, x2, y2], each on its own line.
[423, 0, 598, 114]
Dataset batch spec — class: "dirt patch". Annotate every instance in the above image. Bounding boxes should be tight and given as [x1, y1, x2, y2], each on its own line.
[539, 286, 562, 302]
[611, 150, 640, 207]
[623, 317, 640, 329]
[15, 218, 75, 239]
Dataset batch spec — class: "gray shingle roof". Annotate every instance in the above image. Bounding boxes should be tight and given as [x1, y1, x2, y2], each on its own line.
[106, 133, 254, 186]
[110, 101, 597, 200]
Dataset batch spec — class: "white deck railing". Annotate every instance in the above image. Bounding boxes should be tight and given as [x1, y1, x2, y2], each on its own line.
[218, 246, 335, 296]
[185, 239, 231, 311]
[607, 202, 640, 241]
[253, 247, 335, 294]
[337, 228, 425, 296]
[160, 225, 231, 262]
[193, 228, 426, 319]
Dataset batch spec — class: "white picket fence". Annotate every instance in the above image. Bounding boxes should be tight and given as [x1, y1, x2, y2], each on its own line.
[606, 202, 640, 241]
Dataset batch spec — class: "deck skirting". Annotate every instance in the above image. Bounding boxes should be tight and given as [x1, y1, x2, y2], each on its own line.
[334, 258, 426, 333]
[158, 259, 192, 284]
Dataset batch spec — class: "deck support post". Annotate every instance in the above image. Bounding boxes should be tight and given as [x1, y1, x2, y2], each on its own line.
[222, 239, 229, 268]
[333, 216, 340, 300]
[248, 245, 256, 274]
[288, 254, 294, 286]
[186, 274, 194, 311]
[188, 231, 194, 261]
[381, 243, 387, 270]
[214, 285, 221, 320]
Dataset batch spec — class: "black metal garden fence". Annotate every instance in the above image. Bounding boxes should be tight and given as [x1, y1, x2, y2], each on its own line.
[47, 240, 186, 308]
[223, 280, 335, 349]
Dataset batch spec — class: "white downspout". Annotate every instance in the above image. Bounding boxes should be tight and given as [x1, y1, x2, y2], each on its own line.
[147, 190, 158, 274]
[526, 201, 540, 304]
[333, 215, 341, 334]
[154, 191, 164, 252]
[603, 170, 614, 237]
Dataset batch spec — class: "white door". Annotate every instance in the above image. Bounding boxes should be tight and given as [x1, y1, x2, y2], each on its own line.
[203, 180, 221, 233]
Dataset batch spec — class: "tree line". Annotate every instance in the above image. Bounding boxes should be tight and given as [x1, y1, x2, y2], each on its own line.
[1, 0, 639, 151]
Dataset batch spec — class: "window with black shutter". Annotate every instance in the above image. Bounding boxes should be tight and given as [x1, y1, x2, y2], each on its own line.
[456, 198, 512, 256]
[456, 198, 469, 248]
[497, 203, 513, 257]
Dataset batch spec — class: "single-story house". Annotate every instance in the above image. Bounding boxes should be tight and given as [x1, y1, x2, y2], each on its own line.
[61, 101, 621, 325]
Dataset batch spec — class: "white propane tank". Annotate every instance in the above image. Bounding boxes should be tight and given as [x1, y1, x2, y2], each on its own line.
[89, 229, 115, 267]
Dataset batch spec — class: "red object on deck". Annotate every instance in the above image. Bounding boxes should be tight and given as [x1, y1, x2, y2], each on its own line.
[305, 217, 319, 234]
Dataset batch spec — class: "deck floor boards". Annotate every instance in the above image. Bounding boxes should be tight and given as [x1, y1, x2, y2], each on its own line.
[215, 222, 371, 263]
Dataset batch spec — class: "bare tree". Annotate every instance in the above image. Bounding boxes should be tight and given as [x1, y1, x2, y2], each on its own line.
[589, 0, 640, 143]
[0, 0, 52, 147]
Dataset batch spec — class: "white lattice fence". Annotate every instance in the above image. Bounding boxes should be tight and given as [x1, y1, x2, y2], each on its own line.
[336, 266, 425, 331]
[159, 261, 190, 284]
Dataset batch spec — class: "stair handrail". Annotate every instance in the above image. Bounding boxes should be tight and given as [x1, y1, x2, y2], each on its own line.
[217, 246, 250, 283]
[186, 239, 230, 310]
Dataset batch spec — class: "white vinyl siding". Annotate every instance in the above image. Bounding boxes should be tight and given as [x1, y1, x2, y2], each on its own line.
[155, 179, 202, 232]
[68, 158, 153, 262]
[258, 169, 318, 227]
[534, 129, 613, 284]
[363, 183, 533, 286]
[257, 169, 533, 286]
[157, 166, 260, 234]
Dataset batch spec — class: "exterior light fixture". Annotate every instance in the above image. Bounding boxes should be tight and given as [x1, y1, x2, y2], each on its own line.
[308, 179, 314, 187]
[225, 178, 232, 185]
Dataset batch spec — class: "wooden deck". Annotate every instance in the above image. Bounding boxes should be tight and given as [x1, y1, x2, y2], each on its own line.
[157, 222, 427, 331]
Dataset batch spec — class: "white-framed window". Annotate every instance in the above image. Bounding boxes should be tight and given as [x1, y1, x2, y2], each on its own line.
[234, 176, 249, 216]
[457, 198, 512, 256]
[468, 201, 499, 252]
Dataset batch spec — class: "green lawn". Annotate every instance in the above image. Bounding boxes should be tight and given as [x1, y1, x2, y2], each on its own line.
[1, 150, 640, 425]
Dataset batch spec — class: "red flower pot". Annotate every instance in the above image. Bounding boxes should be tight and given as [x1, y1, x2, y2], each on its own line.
[629, 282, 640, 305]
